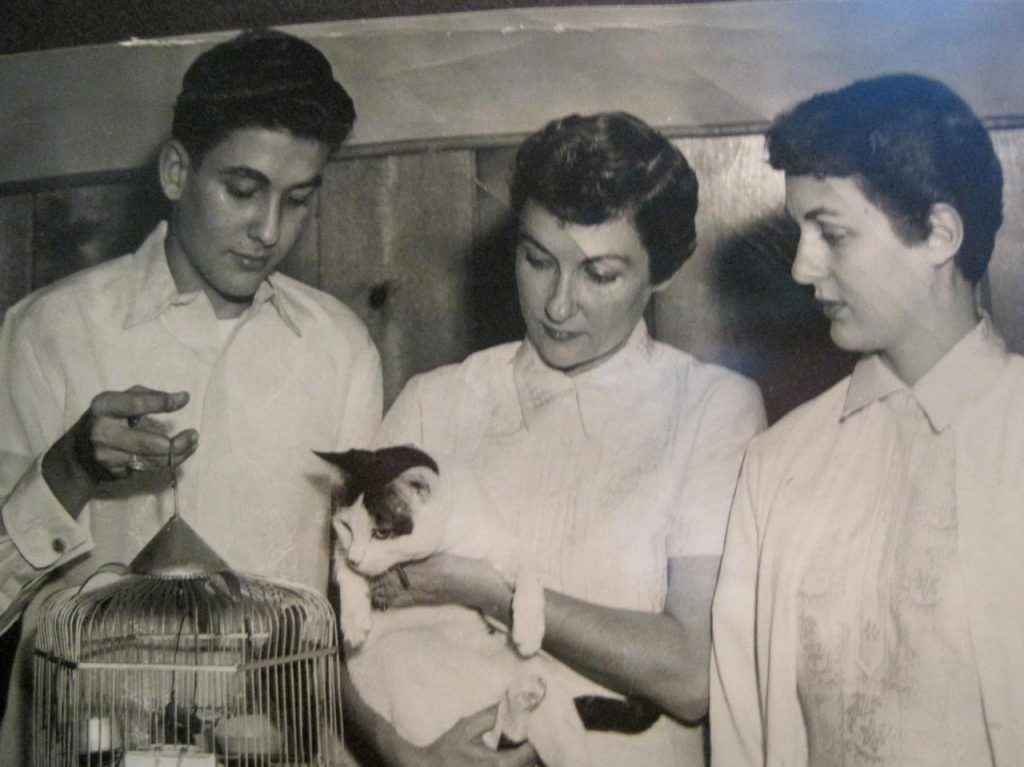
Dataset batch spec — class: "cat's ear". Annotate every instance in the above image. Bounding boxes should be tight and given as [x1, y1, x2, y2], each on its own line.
[314, 450, 369, 508]
[313, 449, 372, 477]
[394, 465, 438, 503]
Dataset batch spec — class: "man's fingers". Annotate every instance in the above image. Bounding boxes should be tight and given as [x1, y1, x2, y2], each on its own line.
[93, 415, 197, 454]
[127, 429, 198, 458]
[92, 388, 190, 419]
[93, 430, 198, 473]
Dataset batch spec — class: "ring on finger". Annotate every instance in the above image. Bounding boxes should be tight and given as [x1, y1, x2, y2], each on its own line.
[370, 573, 392, 610]
[126, 454, 145, 472]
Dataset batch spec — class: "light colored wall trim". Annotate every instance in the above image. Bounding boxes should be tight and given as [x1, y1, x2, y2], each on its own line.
[1, 0, 1022, 185]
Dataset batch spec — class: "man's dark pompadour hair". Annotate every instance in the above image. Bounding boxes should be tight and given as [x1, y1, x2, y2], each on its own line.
[172, 29, 356, 165]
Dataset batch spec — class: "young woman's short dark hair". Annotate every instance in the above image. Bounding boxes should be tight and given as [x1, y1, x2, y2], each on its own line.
[172, 29, 356, 166]
[509, 112, 699, 285]
[767, 73, 1003, 284]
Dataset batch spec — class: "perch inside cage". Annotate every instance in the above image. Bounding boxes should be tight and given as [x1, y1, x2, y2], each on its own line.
[33, 468, 343, 766]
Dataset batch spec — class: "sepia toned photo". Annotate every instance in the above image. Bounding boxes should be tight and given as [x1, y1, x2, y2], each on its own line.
[1, 1, 1022, 764]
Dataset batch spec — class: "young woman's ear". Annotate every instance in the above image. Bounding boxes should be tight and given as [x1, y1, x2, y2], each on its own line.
[925, 202, 965, 267]
[159, 140, 191, 202]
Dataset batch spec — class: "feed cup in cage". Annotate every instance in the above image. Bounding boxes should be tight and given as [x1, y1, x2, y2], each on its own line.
[75, 716, 123, 764]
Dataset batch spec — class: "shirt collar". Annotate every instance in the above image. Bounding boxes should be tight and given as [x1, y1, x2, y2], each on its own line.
[842, 315, 1008, 431]
[123, 221, 302, 336]
[513, 320, 656, 436]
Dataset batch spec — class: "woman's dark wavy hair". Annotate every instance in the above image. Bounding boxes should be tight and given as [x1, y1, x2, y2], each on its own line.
[172, 29, 356, 165]
[509, 112, 699, 285]
[767, 73, 1003, 284]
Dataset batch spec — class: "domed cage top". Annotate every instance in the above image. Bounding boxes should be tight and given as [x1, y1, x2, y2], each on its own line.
[33, 516, 344, 767]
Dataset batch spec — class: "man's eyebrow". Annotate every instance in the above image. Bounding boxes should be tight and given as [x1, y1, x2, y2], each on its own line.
[220, 166, 270, 185]
[220, 166, 324, 191]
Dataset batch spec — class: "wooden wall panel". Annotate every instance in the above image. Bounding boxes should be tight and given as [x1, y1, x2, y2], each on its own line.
[471, 145, 525, 351]
[0, 195, 33, 320]
[318, 150, 477, 406]
[657, 135, 857, 421]
[276, 199, 321, 288]
[658, 135, 785, 362]
[32, 177, 167, 291]
[987, 129, 1024, 354]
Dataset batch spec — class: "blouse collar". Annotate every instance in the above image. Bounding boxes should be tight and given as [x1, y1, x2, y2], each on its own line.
[512, 320, 657, 436]
[842, 315, 1009, 432]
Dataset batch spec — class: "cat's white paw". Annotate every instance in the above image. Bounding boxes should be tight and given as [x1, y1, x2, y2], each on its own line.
[511, 572, 545, 657]
[484, 673, 546, 749]
[337, 564, 374, 648]
[341, 599, 373, 648]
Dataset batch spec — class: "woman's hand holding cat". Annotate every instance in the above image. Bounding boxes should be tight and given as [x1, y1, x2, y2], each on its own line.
[407, 705, 537, 767]
[374, 554, 513, 624]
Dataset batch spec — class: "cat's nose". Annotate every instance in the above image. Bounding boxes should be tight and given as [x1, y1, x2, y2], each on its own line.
[347, 538, 369, 569]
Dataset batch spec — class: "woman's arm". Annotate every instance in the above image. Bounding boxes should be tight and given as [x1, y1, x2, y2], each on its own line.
[385, 551, 719, 724]
[542, 554, 718, 723]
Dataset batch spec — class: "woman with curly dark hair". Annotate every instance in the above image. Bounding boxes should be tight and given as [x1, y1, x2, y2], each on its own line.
[344, 112, 765, 767]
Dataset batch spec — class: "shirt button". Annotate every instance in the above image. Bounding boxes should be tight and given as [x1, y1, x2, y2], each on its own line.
[51, 538, 66, 554]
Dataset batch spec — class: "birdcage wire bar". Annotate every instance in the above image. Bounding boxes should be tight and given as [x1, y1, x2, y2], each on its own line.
[34, 572, 343, 766]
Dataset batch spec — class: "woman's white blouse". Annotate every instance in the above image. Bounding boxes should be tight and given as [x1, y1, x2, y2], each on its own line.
[372, 322, 764, 763]
[378, 321, 764, 611]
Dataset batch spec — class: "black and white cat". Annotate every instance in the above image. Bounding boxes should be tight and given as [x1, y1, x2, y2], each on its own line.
[316, 446, 660, 766]
[315, 445, 544, 656]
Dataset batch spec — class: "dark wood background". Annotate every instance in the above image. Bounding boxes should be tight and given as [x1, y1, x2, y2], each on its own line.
[7, 126, 1020, 423]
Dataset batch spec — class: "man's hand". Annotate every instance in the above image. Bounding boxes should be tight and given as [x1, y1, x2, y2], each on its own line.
[409, 706, 537, 767]
[42, 385, 198, 516]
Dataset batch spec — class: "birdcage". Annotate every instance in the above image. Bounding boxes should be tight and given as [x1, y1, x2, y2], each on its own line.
[33, 509, 344, 766]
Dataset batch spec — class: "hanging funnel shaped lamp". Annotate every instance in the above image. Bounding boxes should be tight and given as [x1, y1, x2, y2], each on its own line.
[33, 446, 344, 766]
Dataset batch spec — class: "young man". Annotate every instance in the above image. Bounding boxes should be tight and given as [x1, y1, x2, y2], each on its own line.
[0, 29, 382, 759]
[710, 73, 1018, 766]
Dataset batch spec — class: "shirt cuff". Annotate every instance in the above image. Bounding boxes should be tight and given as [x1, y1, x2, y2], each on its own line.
[1, 456, 92, 569]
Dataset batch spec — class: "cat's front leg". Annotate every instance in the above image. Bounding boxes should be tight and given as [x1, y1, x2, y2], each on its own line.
[335, 559, 373, 648]
[511, 566, 545, 657]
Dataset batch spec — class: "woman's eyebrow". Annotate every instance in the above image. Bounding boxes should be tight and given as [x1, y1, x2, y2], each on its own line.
[801, 206, 842, 222]
[518, 228, 630, 265]
[517, 228, 556, 257]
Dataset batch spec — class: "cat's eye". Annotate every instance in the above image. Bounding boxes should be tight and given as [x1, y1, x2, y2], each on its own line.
[371, 529, 395, 541]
